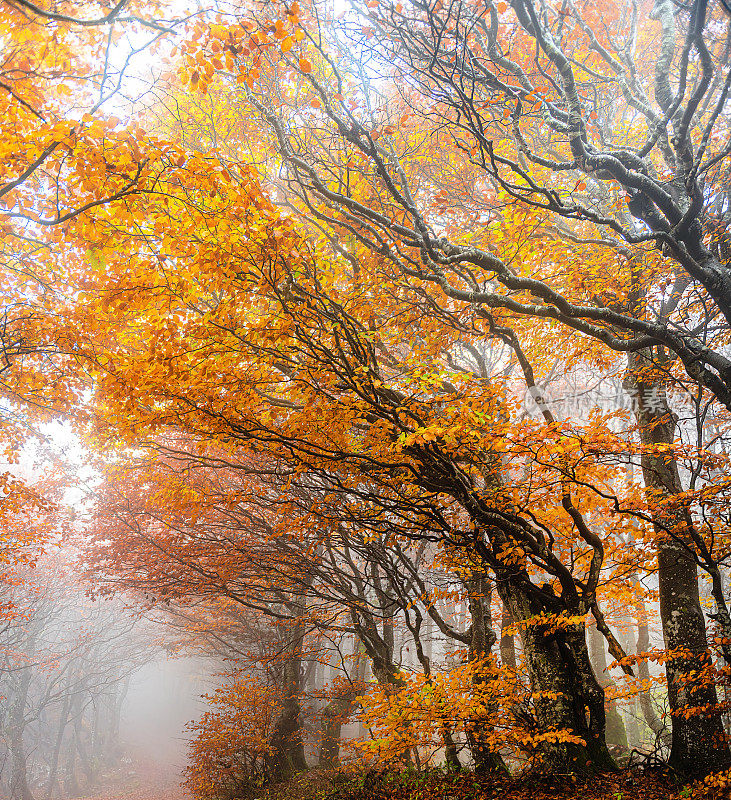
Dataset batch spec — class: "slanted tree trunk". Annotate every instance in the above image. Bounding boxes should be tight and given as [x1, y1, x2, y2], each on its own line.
[267, 613, 308, 781]
[109, 674, 130, 763]
[46, 686, 71, 800]
[9, 653, 35, 800]
[319, 640, 367, 768]
[588, 619, 628, 754]
[456, 335, 616, 773]
[625, 351, 731, 777]
[351, 600, 420, 767]
[353, 606, 402, 690]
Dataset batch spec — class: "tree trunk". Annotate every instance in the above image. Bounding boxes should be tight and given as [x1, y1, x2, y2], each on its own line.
[588, 619, 628, 754]
[500, 603, 517, 671]
[109, 674, 130, 763]
[9, 654, 35, 800]
[625, 351, 731, 777]
[499, 577, 616, 775]
[267, 615, 308, 780]
[46, 686, 71, 800]
[318, 639, 366, 768]
[319, 692, 356, 769]
[73, 715, 96, 791]
[632, 574, 669, 745]
[63, 740, 81, 799]
[466, 573, 508, 775]
[9, 730, 34, 800]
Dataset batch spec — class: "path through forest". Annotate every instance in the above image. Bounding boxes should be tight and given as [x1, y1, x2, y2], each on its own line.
[83, 745, 191, 800]
[81, 656, 210, 800]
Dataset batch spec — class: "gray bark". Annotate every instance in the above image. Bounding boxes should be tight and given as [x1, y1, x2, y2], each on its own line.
[588, 620, 628, 753]
[625, 351, 731, 777]
[465, 574, 507, 774]
[498, 576, 616, 775]
[267, 614, 308, 780]
[632, 574, 670, 745]
[500, 602, 517, 671]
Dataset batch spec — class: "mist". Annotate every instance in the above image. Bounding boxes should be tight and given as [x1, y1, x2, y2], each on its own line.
[0, 551, 222, 800]
[112, 656, 218, 800]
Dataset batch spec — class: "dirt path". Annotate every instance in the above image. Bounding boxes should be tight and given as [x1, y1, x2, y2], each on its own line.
[81, 747, 192, 800]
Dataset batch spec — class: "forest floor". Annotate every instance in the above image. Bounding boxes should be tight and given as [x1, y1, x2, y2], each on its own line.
[80, 746, 191, 800]
[257, 767, 721, 800]
[72, 756, 727, 800]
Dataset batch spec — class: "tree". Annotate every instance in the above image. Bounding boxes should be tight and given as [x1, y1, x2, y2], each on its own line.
[10, 0, 724, 782]
[0, 0, 192, 611]
[66, 153, 640, 772]
[171, 0, 731, 775]
[84, 446, 500, 769]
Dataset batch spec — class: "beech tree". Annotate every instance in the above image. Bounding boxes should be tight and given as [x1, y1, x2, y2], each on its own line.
[0, 0, 728, 788]
[163, 0, 731, 777]
[84, 448, 509, 770]
[0, 0, 192, 602]
[67, 145, 647, 773]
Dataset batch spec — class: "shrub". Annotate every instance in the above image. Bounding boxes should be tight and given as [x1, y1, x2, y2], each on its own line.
[184, 671, 282, 800]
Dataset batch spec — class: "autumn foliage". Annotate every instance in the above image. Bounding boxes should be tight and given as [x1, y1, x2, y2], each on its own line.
[2, 0, 731, 798]
[185, 673, 283, 799]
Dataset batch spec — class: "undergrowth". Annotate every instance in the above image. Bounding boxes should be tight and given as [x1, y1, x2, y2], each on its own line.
[250, 765, 731, 800]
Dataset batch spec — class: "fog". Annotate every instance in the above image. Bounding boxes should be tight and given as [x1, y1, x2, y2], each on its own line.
[111, 656, 218, 800]
[0, 550, 224, 800]
[120, 657, 212, 774]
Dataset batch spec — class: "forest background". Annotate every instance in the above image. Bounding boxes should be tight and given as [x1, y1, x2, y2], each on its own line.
[2, 0, 731, 799]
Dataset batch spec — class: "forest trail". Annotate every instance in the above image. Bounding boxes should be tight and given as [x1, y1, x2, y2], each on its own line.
[82, 746, 191, 800]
